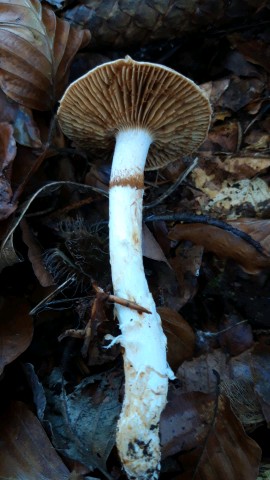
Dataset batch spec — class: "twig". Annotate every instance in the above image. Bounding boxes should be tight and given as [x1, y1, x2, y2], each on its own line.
[144, 157, 198, 210]
[145, 213, 267, 256]
[92, 283, 152, 314]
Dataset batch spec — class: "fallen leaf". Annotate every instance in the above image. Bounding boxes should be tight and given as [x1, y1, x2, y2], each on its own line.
[13, 106, 42, 148]
[21, 218, 55, 287]
[251, 338, 270, 426]
[158, 307, 195, 371]
[176, 349, 264, 430]
[207, 121, 240, 152]
[168, 221, 270, 274]
[0, 401, 70, 479]
[217, 156, 270, 179]
[206, 178, 270, 217]
[170, 244, 204, 307]
[218, 312, 253, 356]
[142, 223, 170, 266]
[0, 297, 33, 375]
[224, 50, 261, 77]
[0, 0, 90, 110]
[0, 122, 17, 220]
[218, 76, 264, 112]
[44, 367, 122, 477]
[160, 389, 261, 480]
[229, 34, 270, 73]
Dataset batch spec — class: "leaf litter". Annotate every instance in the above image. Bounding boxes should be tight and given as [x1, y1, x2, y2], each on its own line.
[0, 1, 269, 479]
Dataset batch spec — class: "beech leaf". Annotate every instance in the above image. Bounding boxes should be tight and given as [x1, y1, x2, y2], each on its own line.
[161, 389, 261, 480]
[0, 401, 70, 480]
[168, 221, 270, 274]
[158, 307, 195, 371]
[0, 0, 90, 110]
[43, 367, 122, 478]
[0, 297, 33, 375]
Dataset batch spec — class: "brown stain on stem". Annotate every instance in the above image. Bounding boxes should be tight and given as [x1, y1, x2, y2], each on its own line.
[109, 173, 144, 189]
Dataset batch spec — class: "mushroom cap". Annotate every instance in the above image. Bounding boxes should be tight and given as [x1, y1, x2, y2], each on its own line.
[57, 56, 211, 170]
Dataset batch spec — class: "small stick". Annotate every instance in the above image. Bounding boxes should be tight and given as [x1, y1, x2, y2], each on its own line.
[92, 283, 152, 314]
[144, 157, 198, 210]
[145, 212, 267, 256]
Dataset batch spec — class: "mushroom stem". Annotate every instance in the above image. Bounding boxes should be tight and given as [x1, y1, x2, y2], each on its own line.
[109, 129, 170, 479]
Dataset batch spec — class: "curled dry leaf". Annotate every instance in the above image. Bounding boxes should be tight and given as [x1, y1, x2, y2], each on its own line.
[0, 122, 17, 220]
[168, 218, 270, 274]
[160, 389, 261, 480]
[0, 401, 70, 479]
[0, 0, 91, 110]
[21, 218, 55, 287]
[158, 307, 195, 371]
[0, 297, 33, 375]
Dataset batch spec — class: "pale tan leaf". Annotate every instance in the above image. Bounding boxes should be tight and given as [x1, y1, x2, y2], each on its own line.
[205, 178, 270, 217]
[0, 0, 90, 110]
[220, 156, 270, 178]
[142, 224, 170, 266]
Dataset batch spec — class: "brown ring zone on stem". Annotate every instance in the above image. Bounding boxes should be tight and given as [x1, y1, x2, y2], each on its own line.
[110, 173, 144, 189]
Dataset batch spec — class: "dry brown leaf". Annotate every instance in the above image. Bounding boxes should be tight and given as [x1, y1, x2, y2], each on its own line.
[245, 129, 270, 151]
[229, 34, 270, 73]
[0, 297, 33, 374]
[251, 338, 270, 426]
[229, 218, 270, 255]
[169, 221, 270, 274]
[176, 349, 264, 431]
[160, 389, 261, 480]
[200, 79, 230, 106]
[0, 401, 70, 479]
[217, 156, 270, 179]
[0, 122, 17, 220]
[169, 244, 204, 307]
[218, 76, 264, 112]
[0, 0, 90, 110]
[218, 312, 253, 356]
[21, 218, 54, 287]
[207, 121, 240, 153]
[158, 307, 195, 371]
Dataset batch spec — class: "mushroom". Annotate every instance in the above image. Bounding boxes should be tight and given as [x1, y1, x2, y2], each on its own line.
[57, 56, 211, 480]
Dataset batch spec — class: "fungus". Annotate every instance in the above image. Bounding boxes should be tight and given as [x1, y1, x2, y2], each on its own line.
[57, 56, 211, 480]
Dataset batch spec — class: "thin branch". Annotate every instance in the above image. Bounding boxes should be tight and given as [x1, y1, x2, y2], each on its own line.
[92, 283, 152, 314]
[144, 157, 198, 210]
[145, 213, 267, 256]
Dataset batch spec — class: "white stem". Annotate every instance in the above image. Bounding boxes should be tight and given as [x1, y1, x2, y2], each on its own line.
[109, 129, 170, 479]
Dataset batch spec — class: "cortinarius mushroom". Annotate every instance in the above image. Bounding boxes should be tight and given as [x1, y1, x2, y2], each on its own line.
[57, 56, 211, 480]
